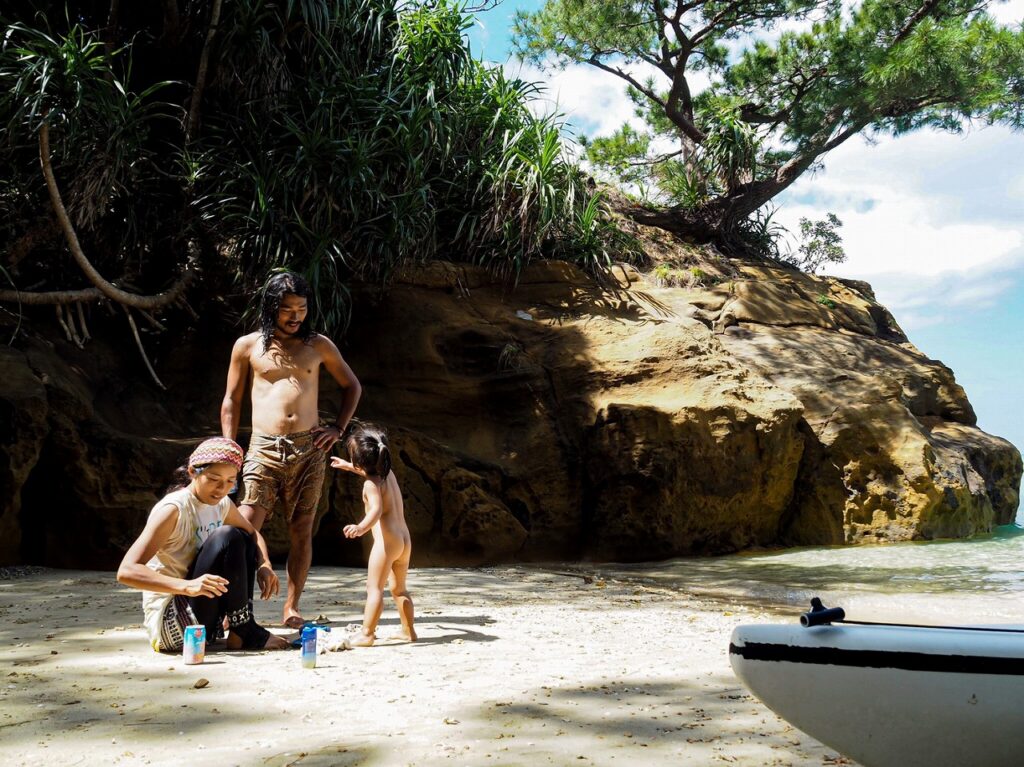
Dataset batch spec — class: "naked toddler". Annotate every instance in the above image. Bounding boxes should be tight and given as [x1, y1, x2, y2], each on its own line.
[330, 424, 415, 646]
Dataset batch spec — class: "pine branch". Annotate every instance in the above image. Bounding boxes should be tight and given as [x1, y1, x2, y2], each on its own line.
[893, 0, 945, 47]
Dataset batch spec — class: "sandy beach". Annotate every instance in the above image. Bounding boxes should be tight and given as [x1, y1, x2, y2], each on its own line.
[0, 565, 844, 766]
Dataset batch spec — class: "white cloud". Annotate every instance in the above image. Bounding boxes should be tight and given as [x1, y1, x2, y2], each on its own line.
[775, 188, 1024, 278]
[504, 59, 670, 138]
[772, 126, 1024, 331]
[854, 252, 1024, 331]
[893, 311, 946, 331]
[989, 0, 1024, 24]
[786, 126, 1024, 227]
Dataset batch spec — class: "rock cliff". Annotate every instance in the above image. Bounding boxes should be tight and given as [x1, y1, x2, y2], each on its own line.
[1, 258, 1019, 568]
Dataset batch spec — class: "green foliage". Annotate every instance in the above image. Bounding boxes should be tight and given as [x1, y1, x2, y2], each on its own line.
[558, 190, 645, 270]
[729, 205, 788, 258]
[1, 1, 625, 332]
[0, 19, 177, 281]
[200, 0, 627, 326]
[650, 262, 715, 288]
[698, 99, 760, 193]
[580, 124, 652, 198]
[514, 0, 1024, 242]
[816, 293, 838, 309]
[513, 0, 658, 67]
[655, 159, 712, 208]
[782, 213, 846, 274]
[651, 263, 671, 284]
[497, 341, 524, 372]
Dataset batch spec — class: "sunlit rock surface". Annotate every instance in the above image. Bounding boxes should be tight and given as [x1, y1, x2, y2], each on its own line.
[1, 260, 1018, 567]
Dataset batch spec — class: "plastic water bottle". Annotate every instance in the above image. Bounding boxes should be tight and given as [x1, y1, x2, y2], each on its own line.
[301, 625, 317, 668]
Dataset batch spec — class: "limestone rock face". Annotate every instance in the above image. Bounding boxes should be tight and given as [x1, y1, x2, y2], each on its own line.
[706, 265, 1020, 544]
[316, 428, 529, 566]
[0, 347, 48, 563]
[333, 260, 1017, 554]
[322, 261, 810, 563]
[0, 339, 188, 568]
[583, 400, 804, 560]
[0, 259, 1018, 567]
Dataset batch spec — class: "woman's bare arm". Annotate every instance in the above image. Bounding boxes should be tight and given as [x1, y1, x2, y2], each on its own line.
[117, 505, 228, 598]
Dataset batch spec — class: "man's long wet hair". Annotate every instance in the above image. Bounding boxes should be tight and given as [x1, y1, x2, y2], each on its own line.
[260, 271, 316, 352]
[346, 423, 393, 482]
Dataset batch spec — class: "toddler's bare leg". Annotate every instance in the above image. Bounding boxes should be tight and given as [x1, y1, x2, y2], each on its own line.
[389, 544, 415, 642]
[353, 543, 388, 647]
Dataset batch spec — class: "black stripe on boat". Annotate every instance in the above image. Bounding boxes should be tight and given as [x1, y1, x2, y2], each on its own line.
[729, 642, 1024, 676]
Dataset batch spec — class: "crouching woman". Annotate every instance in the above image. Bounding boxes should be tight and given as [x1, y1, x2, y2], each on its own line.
[118, 437, 289, 652]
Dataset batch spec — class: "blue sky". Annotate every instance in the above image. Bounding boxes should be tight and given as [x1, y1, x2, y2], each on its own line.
[467, 2, 1024, 456]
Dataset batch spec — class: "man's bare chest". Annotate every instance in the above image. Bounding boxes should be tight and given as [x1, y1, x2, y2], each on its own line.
[249, 346, 320, 384]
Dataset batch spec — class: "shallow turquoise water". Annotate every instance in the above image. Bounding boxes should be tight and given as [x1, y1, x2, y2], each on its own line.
[599, 525, 1024, 625]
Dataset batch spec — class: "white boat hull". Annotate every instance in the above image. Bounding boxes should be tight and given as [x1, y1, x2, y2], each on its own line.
[729, 622, 1024, 767]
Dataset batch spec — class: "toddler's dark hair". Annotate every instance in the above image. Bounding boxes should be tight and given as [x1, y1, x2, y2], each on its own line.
[346, 423, 392, 481]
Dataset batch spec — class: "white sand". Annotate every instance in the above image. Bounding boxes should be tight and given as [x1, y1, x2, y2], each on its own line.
[0, 566, 844, 766]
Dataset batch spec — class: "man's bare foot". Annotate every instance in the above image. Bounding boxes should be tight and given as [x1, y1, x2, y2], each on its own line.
[225, 630, 290, 651]
[351, 631, 375, 647]
[282, 611, 304, 629]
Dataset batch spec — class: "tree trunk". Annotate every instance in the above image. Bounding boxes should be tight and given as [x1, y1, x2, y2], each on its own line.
[621, 151, 820, 243]
[622, 106, 875, 242]
[186, 0, 224, 143]
[619, 202, 724, 242]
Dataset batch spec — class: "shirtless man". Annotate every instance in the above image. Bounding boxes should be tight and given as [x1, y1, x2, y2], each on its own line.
[221, 272, 361, 628]
[329, 423, 415, 646]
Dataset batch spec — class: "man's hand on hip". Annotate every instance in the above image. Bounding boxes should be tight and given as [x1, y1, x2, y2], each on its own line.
[311, 424, 343, 451]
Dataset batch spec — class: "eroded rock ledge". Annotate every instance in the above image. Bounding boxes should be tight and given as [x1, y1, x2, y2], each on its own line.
[1, 260, 1019, 567]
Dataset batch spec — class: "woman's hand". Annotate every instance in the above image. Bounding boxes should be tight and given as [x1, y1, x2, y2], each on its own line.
[183, 574, 229, 598]
[343, 524, 364, 539]
[256, 563, 280, 600]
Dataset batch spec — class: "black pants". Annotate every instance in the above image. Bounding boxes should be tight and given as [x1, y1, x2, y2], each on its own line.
[186, 526, 268, 648]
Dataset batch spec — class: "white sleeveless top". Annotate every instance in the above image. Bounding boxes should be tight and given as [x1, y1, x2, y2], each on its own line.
[141, 487, 231, 649]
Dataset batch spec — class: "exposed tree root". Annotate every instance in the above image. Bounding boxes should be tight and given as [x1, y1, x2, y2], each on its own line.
[123, 306, 167, 390]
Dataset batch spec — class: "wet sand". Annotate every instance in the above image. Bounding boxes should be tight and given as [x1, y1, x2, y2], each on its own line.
[0, 565, 844, 766]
